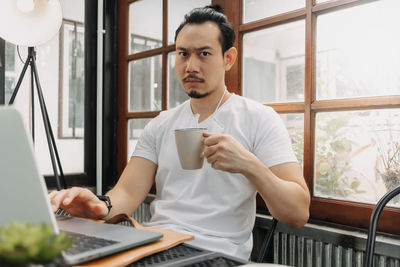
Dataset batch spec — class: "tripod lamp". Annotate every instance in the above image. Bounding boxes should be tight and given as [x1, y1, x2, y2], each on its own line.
[0, 0, 67, 190]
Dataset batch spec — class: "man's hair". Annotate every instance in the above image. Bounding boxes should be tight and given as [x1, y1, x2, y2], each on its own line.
[174, 5, 235, 55]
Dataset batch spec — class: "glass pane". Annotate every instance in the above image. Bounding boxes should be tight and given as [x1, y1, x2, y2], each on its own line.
[129, 0, 162, 54]
[59, 20, 85, 139]
[129, 55, 162, 112]
[316, 0, 400, 100]
[314, 109, 400, 207]
[243, 0, 305, 23]
[243, 20, 305, 104]
[168, 52, 188, 108]
[4, 0, 85, 175]
[280, 113, 304, 168]
[168, 0, 211, 45]
[128, 118, 152, 161]
[5, 42, 15, 72]
[5, 42, 16, 103]
[316, 0, 330, 3]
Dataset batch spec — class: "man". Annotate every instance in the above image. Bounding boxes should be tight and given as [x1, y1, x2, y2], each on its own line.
[50, 5, 310, 260]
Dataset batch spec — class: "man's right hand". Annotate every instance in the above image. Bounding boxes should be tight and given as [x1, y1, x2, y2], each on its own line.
[49, 187, 109, 219]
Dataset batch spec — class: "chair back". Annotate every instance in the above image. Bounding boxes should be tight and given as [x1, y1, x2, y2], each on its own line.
[257, 217, 278, 263]
[364, 184, 400, 267]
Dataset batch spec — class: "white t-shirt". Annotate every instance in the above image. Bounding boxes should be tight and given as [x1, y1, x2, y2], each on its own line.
[132, 94, 297, 259]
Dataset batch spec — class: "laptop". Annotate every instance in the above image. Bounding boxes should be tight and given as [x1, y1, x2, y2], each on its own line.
[0, 106, 162, 265]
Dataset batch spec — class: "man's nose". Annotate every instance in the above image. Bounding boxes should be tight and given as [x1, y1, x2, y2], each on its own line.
[185, 55, 199, 73]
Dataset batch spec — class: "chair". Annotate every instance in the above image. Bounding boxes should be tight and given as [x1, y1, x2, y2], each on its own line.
[256, 217, 278, 263]
[364, 184, 400, 267]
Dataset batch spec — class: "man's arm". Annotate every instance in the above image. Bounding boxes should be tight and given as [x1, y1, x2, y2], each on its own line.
[49, 157, 157, 220]
[203, 132, 310, 228]
[104, 157, 157, 219]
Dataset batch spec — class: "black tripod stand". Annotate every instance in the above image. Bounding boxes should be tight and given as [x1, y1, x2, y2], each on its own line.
[9, 47, 66, 190]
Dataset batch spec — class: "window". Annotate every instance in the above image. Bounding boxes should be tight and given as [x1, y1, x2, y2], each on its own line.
[59, 20, 85, 139]
[0, 0, 97, 187]
[117, 0, 211, 174]
[238, 0, 400, 234]
[117, 0, 400, 234]
[243, 20, 305, 103]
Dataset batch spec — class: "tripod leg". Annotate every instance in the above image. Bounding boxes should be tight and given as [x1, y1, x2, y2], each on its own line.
[38, 88, 67, 189]
[8, 54, 31, 105]
[31, 56, 66, 190]
[31, 63, 35, 142]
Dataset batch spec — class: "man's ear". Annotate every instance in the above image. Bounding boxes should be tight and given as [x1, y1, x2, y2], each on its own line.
[224, 47, 237, 71]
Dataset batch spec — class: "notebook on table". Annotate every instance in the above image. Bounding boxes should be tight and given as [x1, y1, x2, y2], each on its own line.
[0, 106, 163, 265]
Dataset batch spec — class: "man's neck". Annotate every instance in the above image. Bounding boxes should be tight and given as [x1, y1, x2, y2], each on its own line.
[190, 87, 230, 123]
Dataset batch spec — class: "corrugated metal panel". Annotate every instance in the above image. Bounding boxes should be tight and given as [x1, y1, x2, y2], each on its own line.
[273, 232, 400, 267]
[132, 201, 151, 223]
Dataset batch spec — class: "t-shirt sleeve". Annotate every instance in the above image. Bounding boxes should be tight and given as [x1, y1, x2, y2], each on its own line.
[253, 108, 298, 167]
[131, 118, 158, 165]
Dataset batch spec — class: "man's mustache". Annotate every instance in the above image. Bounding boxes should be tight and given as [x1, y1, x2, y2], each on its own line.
[183, 74, 205, 83]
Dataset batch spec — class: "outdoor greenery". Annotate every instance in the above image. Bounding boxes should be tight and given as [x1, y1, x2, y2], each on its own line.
[314, 113, 365, 198]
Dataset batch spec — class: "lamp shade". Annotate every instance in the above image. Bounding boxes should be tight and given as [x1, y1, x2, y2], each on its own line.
[0, 0, 62, 47]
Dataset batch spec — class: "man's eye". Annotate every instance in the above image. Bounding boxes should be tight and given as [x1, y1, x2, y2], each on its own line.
[179, 52, 188, 57]
[201, 51, 209, 56]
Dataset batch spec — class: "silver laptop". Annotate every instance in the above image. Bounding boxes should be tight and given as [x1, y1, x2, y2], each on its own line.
[0, 106, 162, 265]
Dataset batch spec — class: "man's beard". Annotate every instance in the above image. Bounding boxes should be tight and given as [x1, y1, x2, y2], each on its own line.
[187, 90, 210, 99]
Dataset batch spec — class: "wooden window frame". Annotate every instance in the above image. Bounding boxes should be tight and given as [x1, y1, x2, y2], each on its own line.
[117, 0, 400, 234]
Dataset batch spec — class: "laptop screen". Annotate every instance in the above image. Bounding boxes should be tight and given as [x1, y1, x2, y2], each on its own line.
[0, 107, 59, 232]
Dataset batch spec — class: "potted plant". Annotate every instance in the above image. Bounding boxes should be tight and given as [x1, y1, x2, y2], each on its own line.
[0, 222, 72, 266]
[375, 138, 400, 203]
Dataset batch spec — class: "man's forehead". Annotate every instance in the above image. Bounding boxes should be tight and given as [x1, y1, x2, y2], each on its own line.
[175, 22, 221, 50]
[176, 45, 214, 51]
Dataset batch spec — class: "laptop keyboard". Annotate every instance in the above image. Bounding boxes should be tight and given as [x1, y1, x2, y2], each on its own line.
[63, 231, 119, 255]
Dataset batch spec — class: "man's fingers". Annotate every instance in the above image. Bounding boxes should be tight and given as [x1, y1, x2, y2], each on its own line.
[202, 131, 213, 137]
[203, 144, 217, 158]
[61, 187, 82, 205]
[92, 203, 108, 217]
[49, 190, 68, 211]
[204, 135, 222, 147]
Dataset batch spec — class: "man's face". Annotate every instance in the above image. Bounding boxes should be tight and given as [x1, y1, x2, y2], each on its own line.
[175, 22, 227, 99]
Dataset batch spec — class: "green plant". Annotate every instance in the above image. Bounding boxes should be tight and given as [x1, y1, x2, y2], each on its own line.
[0, 222, 72, 265]
[289, 126, 304, 168]
[315, 113, 365, 197]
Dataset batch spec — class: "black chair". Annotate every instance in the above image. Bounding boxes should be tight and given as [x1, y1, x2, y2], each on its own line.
[364, 184, 400, 267]
[256, 217, 278, 263]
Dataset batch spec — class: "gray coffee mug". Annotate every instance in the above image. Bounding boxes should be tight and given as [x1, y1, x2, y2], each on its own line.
[174, 128, 206, 170]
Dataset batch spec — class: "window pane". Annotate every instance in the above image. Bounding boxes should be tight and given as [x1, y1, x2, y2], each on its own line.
[243, 0, 305, 23]
[59, 20, 85, 139]
[168, 0, 211, 45]
[316, 0, 400, 100]
[4, 0, 85, 175]
[129, 0, 162, 54]
[280, 113, 304, 168]
[129, 56, 162, 112]
[5, 42, 16, 103]
[168, 52, 188, 108]
[316, 0, 330, 3]
[314, 109, 400, 207]
[243, 20, 305, 104]
[128, 118, 152, 161]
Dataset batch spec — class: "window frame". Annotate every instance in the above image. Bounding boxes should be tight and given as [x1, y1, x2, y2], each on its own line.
[117, 0, 400, 234]
[0, 38, 4, 105]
